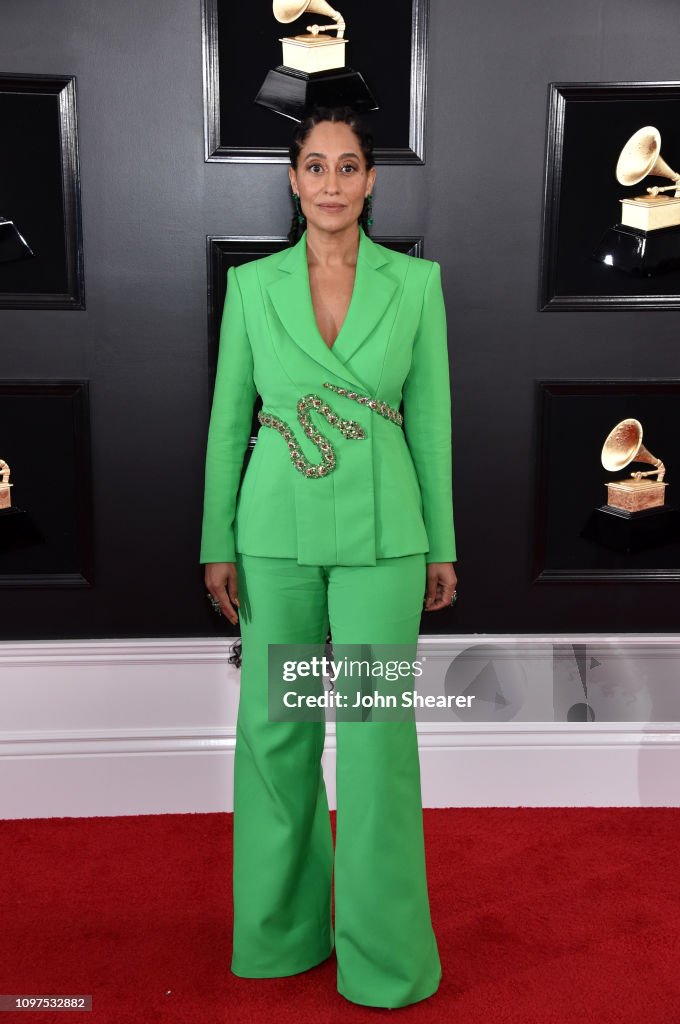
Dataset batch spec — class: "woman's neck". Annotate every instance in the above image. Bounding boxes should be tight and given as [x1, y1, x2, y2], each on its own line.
[305, 222, 360, 269]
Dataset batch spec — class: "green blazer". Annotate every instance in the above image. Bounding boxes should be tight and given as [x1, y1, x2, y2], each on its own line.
[199, 226, 457, 567]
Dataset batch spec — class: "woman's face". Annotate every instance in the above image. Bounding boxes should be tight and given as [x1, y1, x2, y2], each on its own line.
[289, 120, 376, 237]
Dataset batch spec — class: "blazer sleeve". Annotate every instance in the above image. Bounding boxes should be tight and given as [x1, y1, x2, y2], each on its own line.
[401, 260, 458, 563]
[199, 265, 257, 564]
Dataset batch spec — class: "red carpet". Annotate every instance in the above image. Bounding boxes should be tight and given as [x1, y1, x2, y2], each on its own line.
[1, 808, 679, 1022]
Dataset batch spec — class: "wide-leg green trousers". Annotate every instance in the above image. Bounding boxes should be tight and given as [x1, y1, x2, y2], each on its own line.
[231, 551, 441, 1009]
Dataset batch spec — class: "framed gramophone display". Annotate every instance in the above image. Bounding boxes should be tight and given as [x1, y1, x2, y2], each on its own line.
[0, 381, 94, 588]
[532, 380, 680, 583]
[201, 0, 429, 163]
[0, 73, 85, 310]
[539, 82, 680, 310]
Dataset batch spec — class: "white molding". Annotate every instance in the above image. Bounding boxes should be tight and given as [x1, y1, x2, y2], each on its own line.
[0, 639, 229, 666]
[2, 721, 680, 759]
[1, 636, 679, 817]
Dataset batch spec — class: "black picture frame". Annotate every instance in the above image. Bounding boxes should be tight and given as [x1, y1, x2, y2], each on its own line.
[539, 82, 680, 311]
[0, 381, 94, 588]
[0, 73, 85, 310]
[532, 379, 680, 582]
[201, 0, 429, 164]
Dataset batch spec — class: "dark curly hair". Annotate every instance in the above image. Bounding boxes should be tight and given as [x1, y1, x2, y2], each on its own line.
[228, 633, 335, 671]
[287, 105, 375, 246]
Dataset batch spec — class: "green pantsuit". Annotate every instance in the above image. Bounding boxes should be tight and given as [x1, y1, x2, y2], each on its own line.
[232, 551, 441, 1008]
[199, 225, 458, 1008]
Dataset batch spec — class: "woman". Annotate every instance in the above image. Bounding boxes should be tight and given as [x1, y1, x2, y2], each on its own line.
[201, 105, 458, 1009]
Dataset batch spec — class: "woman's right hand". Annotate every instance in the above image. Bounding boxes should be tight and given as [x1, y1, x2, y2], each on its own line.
[204, 562, 240, 625]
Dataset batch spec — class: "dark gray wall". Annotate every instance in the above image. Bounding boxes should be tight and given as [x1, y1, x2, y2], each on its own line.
[1, 0, 679, 639]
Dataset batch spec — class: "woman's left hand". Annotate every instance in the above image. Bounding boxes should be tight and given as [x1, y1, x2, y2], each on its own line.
[424, 562, 458, 611]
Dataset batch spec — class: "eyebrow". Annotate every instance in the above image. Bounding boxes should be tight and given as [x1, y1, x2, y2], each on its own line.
[303, 151, 360, 159]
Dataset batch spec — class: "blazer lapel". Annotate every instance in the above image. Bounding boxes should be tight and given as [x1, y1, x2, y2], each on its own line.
[266, 227, 398, 391]
[335, 228, 398, 365]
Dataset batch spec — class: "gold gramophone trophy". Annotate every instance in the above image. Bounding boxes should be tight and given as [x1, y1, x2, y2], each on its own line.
[593, 126, 680, 275]
[0, 457, 42, 551]
[0, 459, 12, 509]
[255, 1, 378, 121]
[0, 216, 33, 264]
[601, 418, 667, 512]
[582, 417, 678, 553]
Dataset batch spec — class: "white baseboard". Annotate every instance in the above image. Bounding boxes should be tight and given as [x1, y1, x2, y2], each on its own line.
[1, 636, 679, 818]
